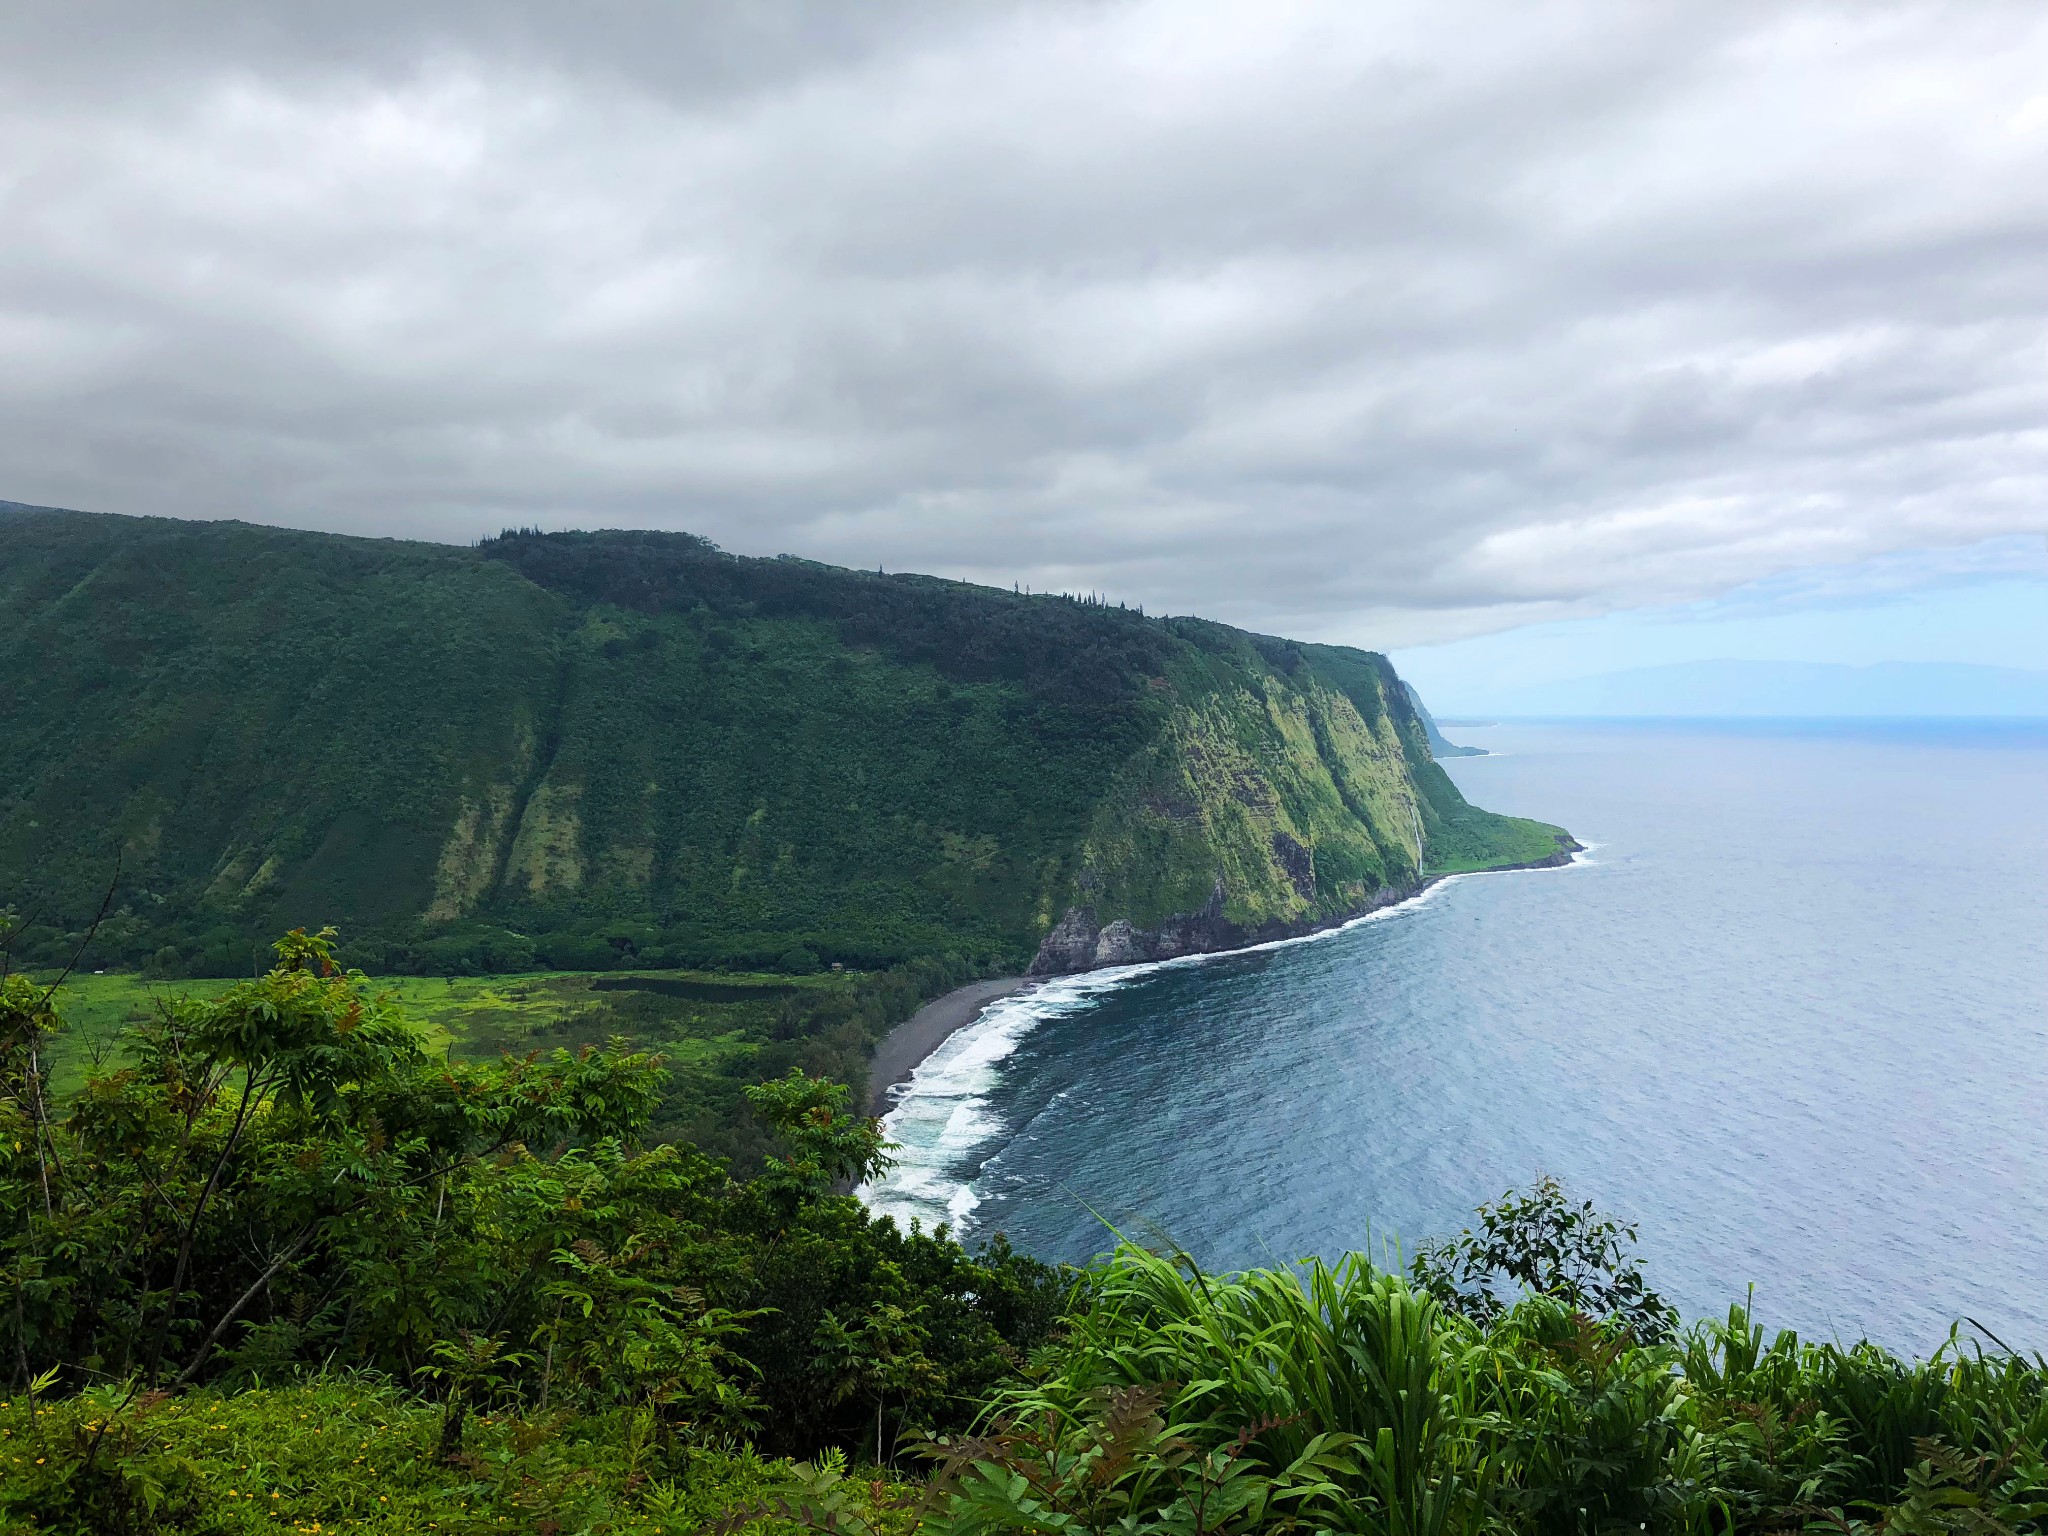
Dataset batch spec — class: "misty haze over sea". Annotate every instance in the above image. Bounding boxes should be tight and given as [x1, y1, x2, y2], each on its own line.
[867, 717, 2048, 1355]
[1482, 661, 2048, 718]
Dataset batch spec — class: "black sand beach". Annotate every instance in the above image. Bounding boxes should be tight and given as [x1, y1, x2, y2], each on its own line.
[867, 978, 1028, 1114]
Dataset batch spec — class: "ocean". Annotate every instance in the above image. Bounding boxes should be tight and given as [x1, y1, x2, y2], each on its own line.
[860, 718, 2048, 1354]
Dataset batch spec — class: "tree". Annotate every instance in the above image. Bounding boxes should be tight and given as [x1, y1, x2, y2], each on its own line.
[2, 927, 668, 1390]
[745, 1068, 890, 1201]
[1410, 1175, 1676, 1342]
[1, 930, 1066, 1464]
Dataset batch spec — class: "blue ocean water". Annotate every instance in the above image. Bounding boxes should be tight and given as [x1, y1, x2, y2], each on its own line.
[862, 719, 2048, 1353]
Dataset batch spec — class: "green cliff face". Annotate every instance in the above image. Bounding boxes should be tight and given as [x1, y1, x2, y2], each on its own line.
[0, 505, 1569, 976]
[1025, 631, 1571, 972]
[1066, 667, 1421, 934]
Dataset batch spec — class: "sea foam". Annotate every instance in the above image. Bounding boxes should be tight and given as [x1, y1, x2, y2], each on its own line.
[856, 968, 1146, 1232]
[856, 852, 1592, 1235]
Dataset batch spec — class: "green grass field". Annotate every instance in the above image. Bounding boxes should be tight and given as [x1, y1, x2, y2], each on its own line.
[29, 966, 852, 1092]
[22, 953, 947, 1169]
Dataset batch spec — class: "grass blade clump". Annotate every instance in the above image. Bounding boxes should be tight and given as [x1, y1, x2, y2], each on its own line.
[924, 1242, 1485, 1535]
[921, 1190, 2048, 1536]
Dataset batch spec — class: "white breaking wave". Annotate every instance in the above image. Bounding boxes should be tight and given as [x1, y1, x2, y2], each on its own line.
[856, 968, 1141, 1232]
[857, 850, 1594, 1234]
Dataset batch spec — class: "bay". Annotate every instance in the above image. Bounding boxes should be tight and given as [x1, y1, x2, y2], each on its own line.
[862, 719, 2048, 1353]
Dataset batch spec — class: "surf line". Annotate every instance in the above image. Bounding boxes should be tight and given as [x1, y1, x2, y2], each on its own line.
[856, 847, 1595, 1233]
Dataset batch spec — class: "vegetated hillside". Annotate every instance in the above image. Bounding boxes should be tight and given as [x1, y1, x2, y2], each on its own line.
[5, 946, 2039, 1535]
[0, 503, 1566, 977]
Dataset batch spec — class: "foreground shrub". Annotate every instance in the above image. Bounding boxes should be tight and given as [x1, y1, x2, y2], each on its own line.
[0, 1377, 917, 1535]
[5, 937, 2039, 1535]
[919, 1232, 2047, 1536]
[0, 932, 1063, 1468]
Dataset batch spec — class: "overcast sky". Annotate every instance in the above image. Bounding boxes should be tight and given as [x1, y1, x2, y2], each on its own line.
[3, 1, 2044, 656]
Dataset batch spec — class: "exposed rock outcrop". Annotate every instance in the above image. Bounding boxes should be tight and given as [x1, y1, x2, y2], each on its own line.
[1028, 875, 1414, 975]
[1027, 832, 1582, 976]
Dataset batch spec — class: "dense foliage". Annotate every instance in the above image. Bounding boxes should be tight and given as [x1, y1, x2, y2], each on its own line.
[31, 955, 992, 1174]
[2, 941, 2039, 1534]
[0, 933, 1063, 1530]
[1, 1378, 904, 1536]
[0, 506, 1559, 982]
[1412, 1173, 1677, 1342]
[924, 1243, 2044, 1536]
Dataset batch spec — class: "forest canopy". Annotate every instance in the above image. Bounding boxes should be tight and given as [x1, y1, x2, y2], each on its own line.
[0, 506, 1561, 981]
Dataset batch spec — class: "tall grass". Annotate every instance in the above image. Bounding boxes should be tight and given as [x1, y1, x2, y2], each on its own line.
[921, 1243, 2047, 1536]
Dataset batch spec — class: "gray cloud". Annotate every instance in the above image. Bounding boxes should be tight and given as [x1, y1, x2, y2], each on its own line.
[1, 0, 2043, 645]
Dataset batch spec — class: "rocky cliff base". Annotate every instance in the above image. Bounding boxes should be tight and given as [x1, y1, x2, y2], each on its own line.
[1027, 837, 1581, 976]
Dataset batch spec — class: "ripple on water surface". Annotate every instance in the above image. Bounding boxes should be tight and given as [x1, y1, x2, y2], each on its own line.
[861, 720, 2048, 1354]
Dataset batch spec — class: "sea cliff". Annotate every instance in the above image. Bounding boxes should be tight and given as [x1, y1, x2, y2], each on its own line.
[1024, 641, 1572, 973]
[0, 505, 1571, 976]
[1029, 836, 1582, 974]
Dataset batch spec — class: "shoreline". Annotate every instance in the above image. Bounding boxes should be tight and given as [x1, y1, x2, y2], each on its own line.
[1028, 837, 1583, 976]
[867, 977, 1029, 1114]
[862, 845, 1585, 1117]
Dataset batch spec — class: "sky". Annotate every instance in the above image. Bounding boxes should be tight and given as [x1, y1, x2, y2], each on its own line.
[1393, 533, 2048, 710]
[2, 1, 2044, 670]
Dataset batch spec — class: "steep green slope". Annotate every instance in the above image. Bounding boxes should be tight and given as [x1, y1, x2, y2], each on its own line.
[0, 504, 1569, 976]
[0, 507, 566, 973]
[1027, 629, 1568, 970]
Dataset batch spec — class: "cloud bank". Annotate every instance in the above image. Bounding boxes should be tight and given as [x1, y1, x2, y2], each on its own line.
[2, 1, 2043, 644]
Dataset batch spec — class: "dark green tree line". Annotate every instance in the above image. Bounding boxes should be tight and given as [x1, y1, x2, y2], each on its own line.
[0, 931, 1063, 1463]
